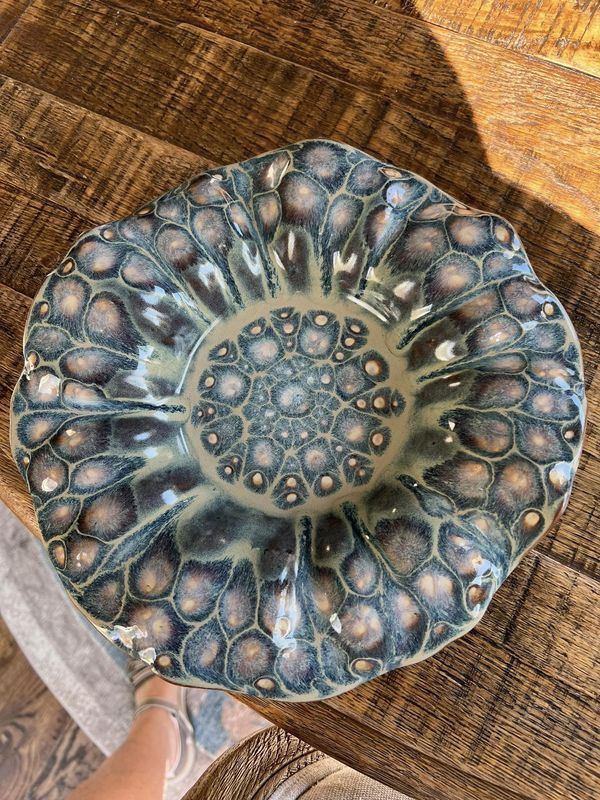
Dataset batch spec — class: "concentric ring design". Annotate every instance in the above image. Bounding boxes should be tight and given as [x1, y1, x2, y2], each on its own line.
[10, 140, 585, 701]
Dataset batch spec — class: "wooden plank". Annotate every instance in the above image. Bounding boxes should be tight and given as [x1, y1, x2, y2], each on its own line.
[103, 0, 600, 78]
[0, 0, 31, 43]
[0, 75, 204, 221]
[0, 616, 103, 799]
[0, 285, 38, 536]
[409, 0, 600, 76]
[477, 552, 599, 699]
[0, 0, 383, 161]
[0, 0, 598, 235]
[0, 184, 96, 296]
[240, 565, 600, 800]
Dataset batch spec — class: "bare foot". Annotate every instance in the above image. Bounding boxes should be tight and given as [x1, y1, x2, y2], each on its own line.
[134, 675, 181, 773]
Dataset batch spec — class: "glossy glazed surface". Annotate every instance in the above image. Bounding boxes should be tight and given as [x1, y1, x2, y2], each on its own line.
[10, 140, 585, 701]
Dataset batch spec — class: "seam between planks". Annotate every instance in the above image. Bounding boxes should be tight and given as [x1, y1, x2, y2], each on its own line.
[0, 0, 36, 46]
[97, 0, 600, 89]
[237, 695, 536, 800]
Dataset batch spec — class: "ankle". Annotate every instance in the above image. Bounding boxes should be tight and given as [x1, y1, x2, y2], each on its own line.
[134, 705, 180, 774]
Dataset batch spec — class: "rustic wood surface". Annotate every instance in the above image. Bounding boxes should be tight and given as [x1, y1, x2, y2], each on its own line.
[0, 1, 598, 799]
[0, 616, 103, 799]
[183, 727, 325, 800]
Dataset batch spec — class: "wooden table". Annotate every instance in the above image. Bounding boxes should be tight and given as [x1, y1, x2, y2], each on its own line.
[0, 2, 598, 798]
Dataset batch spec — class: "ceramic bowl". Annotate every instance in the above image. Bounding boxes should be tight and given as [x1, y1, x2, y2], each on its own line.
[10, 140, 585, 701]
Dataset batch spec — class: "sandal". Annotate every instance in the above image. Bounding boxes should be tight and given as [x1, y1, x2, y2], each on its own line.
[127, 659, 197, 783]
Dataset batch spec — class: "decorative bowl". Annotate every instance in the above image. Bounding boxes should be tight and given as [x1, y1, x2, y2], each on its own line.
[10, 140, 585, 701]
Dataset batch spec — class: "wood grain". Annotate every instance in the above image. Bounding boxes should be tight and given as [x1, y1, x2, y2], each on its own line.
[184, 727, 325, 800]
[0, 0, 30, 43]
[0, 1, 598, 798]
[0, 616, 103, 800]
[1, 0, 598, 233]
[103, 0, 600, 77]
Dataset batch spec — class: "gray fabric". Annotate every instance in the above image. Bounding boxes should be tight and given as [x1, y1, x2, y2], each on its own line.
[270, 760, 412, 800]
[0, 504, 133, 754]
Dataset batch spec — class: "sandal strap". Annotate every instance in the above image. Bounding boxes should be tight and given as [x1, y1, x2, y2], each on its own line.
[127, 659, 155, 690]
[135, 698, 181, 719]
[135, 696, 196, 782]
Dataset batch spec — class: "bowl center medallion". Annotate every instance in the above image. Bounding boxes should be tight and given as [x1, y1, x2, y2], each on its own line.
[186, 298, 409, 513]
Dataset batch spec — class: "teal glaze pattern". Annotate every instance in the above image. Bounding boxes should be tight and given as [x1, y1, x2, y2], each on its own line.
[10, 140, 586, 701]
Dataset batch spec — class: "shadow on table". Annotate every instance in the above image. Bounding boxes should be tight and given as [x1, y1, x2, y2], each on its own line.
[336, 0, 597, 357]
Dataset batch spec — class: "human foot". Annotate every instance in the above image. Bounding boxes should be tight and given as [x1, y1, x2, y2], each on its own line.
[128, 662, 196, 780]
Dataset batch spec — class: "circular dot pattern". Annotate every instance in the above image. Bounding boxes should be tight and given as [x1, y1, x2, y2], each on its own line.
[192, 308, 403, 509]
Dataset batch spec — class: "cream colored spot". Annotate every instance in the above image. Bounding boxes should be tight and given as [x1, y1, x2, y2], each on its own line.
[29, 418, 53, 441]
[220, 374, 243, 399]
[452, 219, 483, 245]
[467, 585, 487, 606]
[320, 475, 334, 491]
[364, 359, 382, 376]
[353, 659, 376, 673]
[61, 293, 82, 315]
[51, 542, 66, 568]
[181, 597, 199, 613]
[494, 224, 511, 244]
[71, 539, 99, 571]
[76, 464, 108, 487]
[51, 505, 72, 524]
[523, 511, 540, 529]
[345, 424, 364, 443]
[503, 464, 531, 491]
[255, 677, 275, 691]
